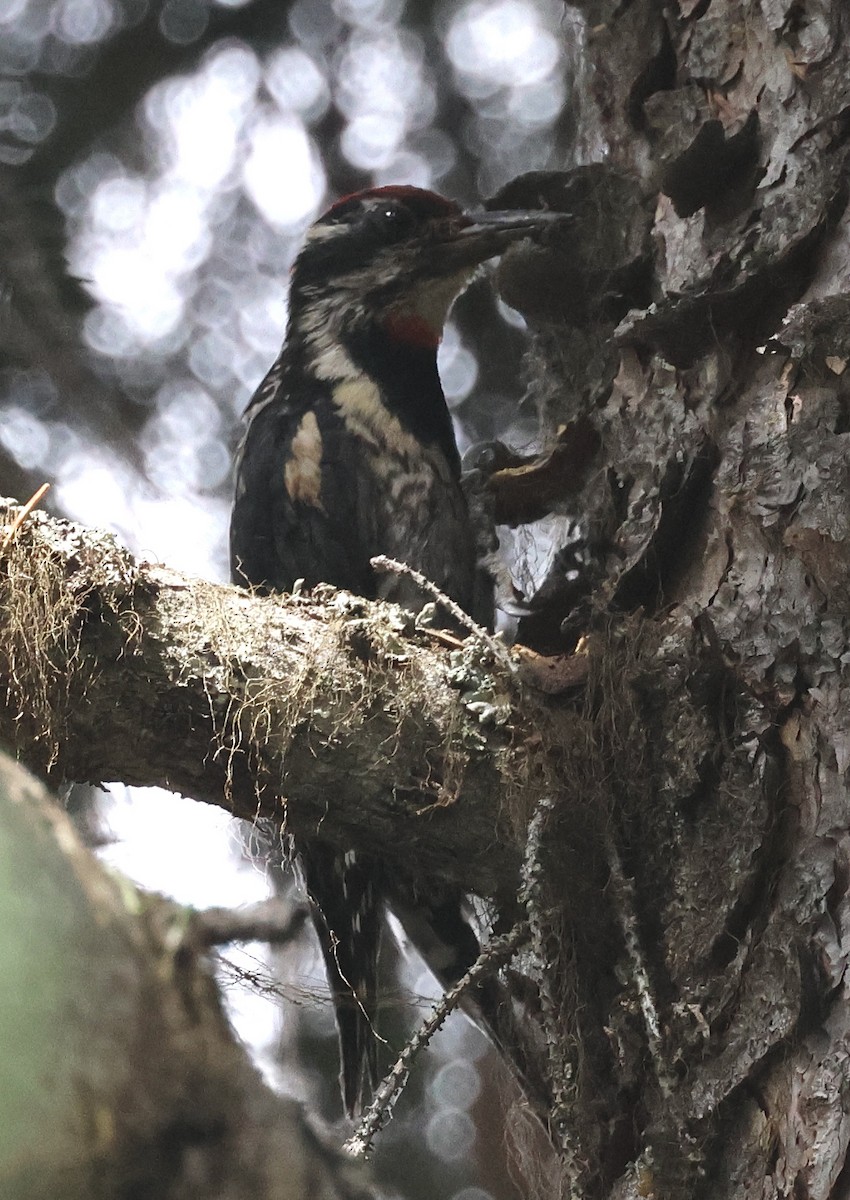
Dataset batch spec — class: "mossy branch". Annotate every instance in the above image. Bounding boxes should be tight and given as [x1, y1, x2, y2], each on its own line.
[0, 499, 571, 896]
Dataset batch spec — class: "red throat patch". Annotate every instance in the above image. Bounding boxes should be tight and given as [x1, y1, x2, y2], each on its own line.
[382, 311, 441, 349]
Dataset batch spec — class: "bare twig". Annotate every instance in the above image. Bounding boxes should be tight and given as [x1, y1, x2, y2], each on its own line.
[420, 626, 466, 651]
[343, 921, 530, 1160]
[1, 482, 50, 550]
[370, 554, 515, 673]
[190, 899, 308, 948]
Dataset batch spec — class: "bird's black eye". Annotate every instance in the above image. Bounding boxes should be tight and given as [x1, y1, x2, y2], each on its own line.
[369, 202, 415, 239]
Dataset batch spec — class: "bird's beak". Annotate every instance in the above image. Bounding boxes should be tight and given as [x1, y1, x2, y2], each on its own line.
[441, 208, 564, 268]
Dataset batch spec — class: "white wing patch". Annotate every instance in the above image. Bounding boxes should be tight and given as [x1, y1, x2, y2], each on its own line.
[284, 410, 324, 509]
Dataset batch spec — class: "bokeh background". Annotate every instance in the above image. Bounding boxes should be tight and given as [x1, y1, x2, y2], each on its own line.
[0, 2, 581, 1195]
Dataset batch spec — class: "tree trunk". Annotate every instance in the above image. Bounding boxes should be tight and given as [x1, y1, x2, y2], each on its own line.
[488, 1, 850, 1195]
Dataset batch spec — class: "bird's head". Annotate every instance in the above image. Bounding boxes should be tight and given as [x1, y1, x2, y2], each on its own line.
[290, 185, 556, 353]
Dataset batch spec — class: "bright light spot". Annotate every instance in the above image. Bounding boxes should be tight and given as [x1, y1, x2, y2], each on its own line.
[373, 150, 434, 189]
[55, 150, 125, 218]
[83, 307, 142, 356]
[188, 327, 241, 389]
[76, 176, 217, 345]
[159, 0, 209, 45]
[99, 787, 281, 1083]
[194, 275, 237, 326]
[287, 0, 344, 48]
[66, 45, 276, 356]
[53, 0, 114, 44]
[147, 43, 260, 189]
[243, 113, 324, 228]
[439, 323, 478, 405]
[336, 30, 428, 123]
[149, 379, 224, 439]
[509, 76, 565, 125]
[141, 382, 230, 497]
[335, 29, 436, 173]
[134, 493, 230, 577]
[426, 1108, 476, 1161]
[333, 0, 403, 26]
[145, 181, 211, 268]
[45, 423, 86, 474]
[0, 366, 57, 412]
[238, 282, 289, 355]
[341, 112, 405, 169]
[0, 406, 51, 469]
[90, 175, 147, 234]
[0, 83, 56, 145]
[447, 0, 559, 91]
[453, 1189, 495, 1200]
[86, 245, 186, 340]
[265, 47, 329, 121]
[99, 787, 269, 908]
[0, 0, 29, 24]
[408, 127, 457, 178]
[429, 1059, 481, 1108]
[54, 457, 137, 536]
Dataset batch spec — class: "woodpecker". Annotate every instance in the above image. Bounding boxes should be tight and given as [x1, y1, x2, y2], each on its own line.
[230, 185, 554, 1116]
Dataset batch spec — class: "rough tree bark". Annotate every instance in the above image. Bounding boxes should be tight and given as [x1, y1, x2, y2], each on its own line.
[482, 1, 850, 1196]
[3, 1, 850, 1197]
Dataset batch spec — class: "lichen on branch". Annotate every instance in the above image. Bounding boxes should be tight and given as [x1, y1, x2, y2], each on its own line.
[0, 498, 570, 896]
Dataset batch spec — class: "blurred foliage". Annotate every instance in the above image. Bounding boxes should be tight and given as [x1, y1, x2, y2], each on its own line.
[0, 0, 578, 576]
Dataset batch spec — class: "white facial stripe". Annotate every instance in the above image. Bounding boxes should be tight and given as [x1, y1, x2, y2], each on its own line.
[296, 262, 474, 378]
[312, 339, 359, 380]
[305, 222, 351, 243]
[295, 289, 363, 381]
[332, 377, 424, 461]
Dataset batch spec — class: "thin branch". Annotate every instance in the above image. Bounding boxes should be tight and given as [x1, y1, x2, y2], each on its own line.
[370, 554, 516, 673]
[1, 482, 50, 549]
[343, 921, 530, 1160]
[190, 900, 309, 948]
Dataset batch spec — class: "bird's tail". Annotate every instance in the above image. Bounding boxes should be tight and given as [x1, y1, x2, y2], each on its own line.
[301, 842, 382, 1117]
